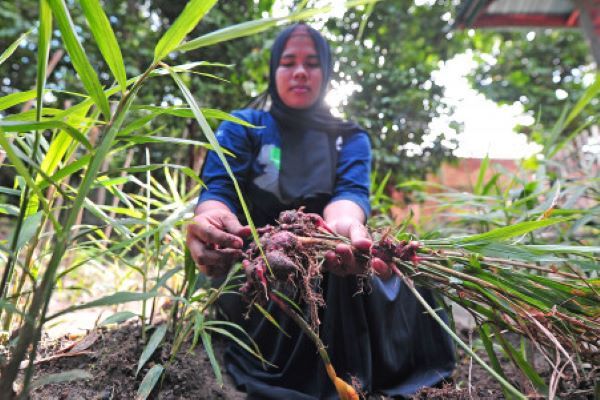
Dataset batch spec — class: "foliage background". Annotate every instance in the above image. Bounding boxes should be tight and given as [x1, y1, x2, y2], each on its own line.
[2, 0, 594, 184]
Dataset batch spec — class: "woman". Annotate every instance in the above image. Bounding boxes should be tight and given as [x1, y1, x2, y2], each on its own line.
[186, 23, 455, 399]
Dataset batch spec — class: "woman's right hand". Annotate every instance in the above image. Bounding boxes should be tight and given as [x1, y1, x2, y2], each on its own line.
[186, 201, 251, 277]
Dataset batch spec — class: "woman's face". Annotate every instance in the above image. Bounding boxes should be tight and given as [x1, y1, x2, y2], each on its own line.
[275, 29, 323, 109]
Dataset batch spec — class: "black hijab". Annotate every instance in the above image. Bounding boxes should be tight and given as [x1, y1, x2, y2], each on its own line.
[267, 23, 361, 135]
[264, 23, 363, 208]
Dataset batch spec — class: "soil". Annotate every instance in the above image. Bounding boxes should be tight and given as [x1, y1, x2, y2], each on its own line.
[21, 322, 596, 399]
[26, 322, 245, 400]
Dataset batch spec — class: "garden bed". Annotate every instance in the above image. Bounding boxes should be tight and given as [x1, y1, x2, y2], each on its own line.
[23, 321, 594, 399]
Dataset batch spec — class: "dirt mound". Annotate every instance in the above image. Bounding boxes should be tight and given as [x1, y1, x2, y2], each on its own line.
[28, 322, 244, 400]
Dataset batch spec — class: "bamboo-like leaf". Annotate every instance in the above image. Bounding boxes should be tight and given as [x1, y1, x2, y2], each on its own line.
[184, 248, 198, 298]
[494, 328, 549, 395]
[0, 299, 26, 316]
[565, 73, 600, 127]
[153, 0, 218, 62]
[132, 106, 258, 127]
[79, 0, 127, 93]
[137, 324, 167, 376]
[99, 311, 138, 326]
[176, 0, 379, 53]
[0, 120, 91, 150]
[0, 187, 20, 196]
[30, 369, 92, 390]
[401, 279, 526, 399]
[47, 291, 159, 320]
[152, 267, 182, 291]
[254, 303, 290, 337]
[0, 29, 31, 67]
[522, 244, 600, 254]
[0, 90, 40, 112]
[479, 324, 512, 399]
[200, 331, 223, 386]
[83, 198, 134, 238]
[169, 68, 266, 268]
[0, 131, 55, 227]
[176, 17, 280, 53]
[0, 204, 20, 216]
[47, 0, 111, 119]
[474, 154, 489, 195]
[465, 243, 564, 262]
[204, 326, 273, 366]
[119, 135, 214, 150]
[13, 212, 43, 251]
[450, 217, 571, 245]
[37, 0, 53, 121]
[136, 364, 164, 400]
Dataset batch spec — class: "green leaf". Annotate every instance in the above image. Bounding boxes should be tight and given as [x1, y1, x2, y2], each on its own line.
[37, 0, 52, 121]
[474, 154, 489, 195]
[465, 243, 564, 262]
[523, 244, 600, 255]
[79, 0, 127, 93]
[47, 291, 159, 320]
[494, 328, 548, 395]
[200, 331, 223, 386]
[451, 217, 571, 244]
[151, 267, 182, 291]
[0, 90, 39, 112]
[137, 324, 167, 376]
[176, 17, 280, 53]
[254, 303, 290, 337]
[30, 369, 92, 390]
[99, 311, 138, 326]
[0, 120, 92, 150]
[184, 248, 198, 298]
[133, 106, 258, 128]
[13, 211, 43, 251]
[136, 364, 164, 400]
[176, 0, 379, 53]
[169, 68, 266, 271]
[0, 299, 26, 316]
[47, 0, 111, 119]
[479, 324, 512, 399]
[154, 0, 218, 62]
[0, 131, 55, 226]
[0, 29, 30, 67]
[204, 326, 273, 366]
[0, 204, 20, 216]
[565, 73, 600, 127]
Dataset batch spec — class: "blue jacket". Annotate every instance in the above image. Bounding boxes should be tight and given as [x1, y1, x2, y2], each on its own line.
[198, 109, 371, 225]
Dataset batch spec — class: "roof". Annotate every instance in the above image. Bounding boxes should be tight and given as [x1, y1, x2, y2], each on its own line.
[455, 0, 588, 29]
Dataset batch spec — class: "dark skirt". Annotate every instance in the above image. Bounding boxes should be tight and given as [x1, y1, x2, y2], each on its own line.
[218, 274, 456, 399]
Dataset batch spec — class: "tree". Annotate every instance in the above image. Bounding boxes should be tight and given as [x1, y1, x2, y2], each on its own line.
[468, 29, 598, 134]
[325, 0, 469, 178]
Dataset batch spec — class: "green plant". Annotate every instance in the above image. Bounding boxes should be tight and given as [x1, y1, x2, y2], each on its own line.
[0, 1, 379, 397]
[391, 76, 600, 398]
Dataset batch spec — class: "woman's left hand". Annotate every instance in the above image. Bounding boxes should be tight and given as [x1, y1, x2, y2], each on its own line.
[322, 200, 392, 279]
[325, 216, 372, 276]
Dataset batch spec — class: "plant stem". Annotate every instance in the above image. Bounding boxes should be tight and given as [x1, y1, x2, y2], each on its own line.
[391, 265, 527, 400]
[1, 64, 158, 398]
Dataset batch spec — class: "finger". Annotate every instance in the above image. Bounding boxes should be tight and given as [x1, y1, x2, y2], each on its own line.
[186, 233, 206, 265]
[189, 221, 243, 249]
[371, 257, 393, 280]
[204, 264, 230, 278]
[221, 214, 251, 239]
[200, 247, 243, 267]
[324, 250, 342, 274]
[348, 223, 372, 252]
[335, 243, 356, 271]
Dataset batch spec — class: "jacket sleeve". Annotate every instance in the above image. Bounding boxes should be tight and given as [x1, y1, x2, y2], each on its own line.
[197, 111, 254, 214]
[330, 131, 372, 217]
